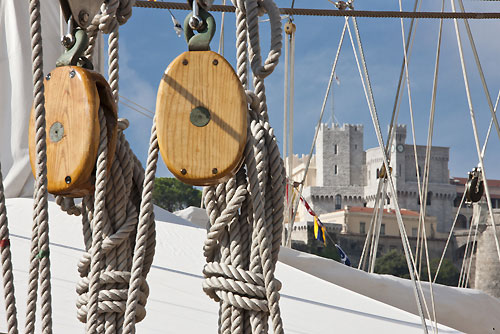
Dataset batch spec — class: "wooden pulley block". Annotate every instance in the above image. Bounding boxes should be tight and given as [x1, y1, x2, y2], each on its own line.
[156, 50, 247, 186]
[28, 66, 117, 197]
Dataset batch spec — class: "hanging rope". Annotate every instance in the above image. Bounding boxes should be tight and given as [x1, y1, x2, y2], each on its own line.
[25, 0, 53, 333]
[0, 165, 18, 334]
[201, 1, 285, 333]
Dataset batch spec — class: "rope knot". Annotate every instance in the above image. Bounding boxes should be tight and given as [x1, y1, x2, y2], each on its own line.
[76, 271, 149, 323]
[203, 262, 282, 313]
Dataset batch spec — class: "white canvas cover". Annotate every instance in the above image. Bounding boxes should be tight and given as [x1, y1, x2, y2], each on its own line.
[0, 198, 461, 333]
[0, 0, 61, 198]
[179, 206, 500, 334]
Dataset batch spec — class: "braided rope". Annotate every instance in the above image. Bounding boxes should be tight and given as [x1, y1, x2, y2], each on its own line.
[25, 1, 53, 333]
[122, 118, 158, 334]
[0, 165, 18, 334]
[202, 2, 284, 332]
[75, 117, 152, 333]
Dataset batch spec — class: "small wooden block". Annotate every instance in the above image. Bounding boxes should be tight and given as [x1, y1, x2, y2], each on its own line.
[28, 66, 117, 197]
[156, 51, 247, 186]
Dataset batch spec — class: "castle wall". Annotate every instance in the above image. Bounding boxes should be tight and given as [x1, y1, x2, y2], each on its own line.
[474, 209, 500, 298]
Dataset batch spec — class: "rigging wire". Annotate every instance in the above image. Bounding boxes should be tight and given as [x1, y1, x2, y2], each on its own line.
[358, 0, 420, 272]
[451, 0, 500, 264]
[133, 2, 500, 20]
[347, 12, 431, 333]
[285, 17, 349, 247]
[404, 0, 446, 330]
[118, 100, 154, 119]
[433, 192, 467, 283]
[118, 94, 155, 116]
[218, 0, 226, 55]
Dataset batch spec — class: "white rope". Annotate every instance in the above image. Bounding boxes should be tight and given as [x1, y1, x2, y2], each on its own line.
[451, 0, 500, 264]
[368, 181, 386, 273]
[358, 182, 381, 270]
[25, 0, 53, 333]
[283, 25, 289, 244]
[347, 13, 430, 333]
[218, 0, 227, 56]
[403, 0, 445, 330]
[433, 191, 466, 283]
[286, 17, 348, 247]
[458, 205, 477, 288]
[0, 165, 18, 334]
[203, 1, 285, 333]
[359, 0, 420, 271]
[464, 207, 481, 288]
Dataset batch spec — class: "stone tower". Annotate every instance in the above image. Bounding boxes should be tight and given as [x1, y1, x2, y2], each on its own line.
[316, 123, 365, 187]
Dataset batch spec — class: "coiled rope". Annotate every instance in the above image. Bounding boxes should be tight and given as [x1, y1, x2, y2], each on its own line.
[12, 0, 156, 333]
[201, 0, 285, 333]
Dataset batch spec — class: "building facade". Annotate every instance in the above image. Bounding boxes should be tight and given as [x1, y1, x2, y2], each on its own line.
[293, 123, 456, 232]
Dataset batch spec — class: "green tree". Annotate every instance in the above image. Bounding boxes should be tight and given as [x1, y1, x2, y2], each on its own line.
[420, 258, 459, 287]
[374, 250, 459, 286]
[374, 250, 410, 279]
[153, 177, 202, 212]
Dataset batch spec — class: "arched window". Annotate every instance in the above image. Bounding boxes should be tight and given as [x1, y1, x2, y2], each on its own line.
[335, 194, 342, 210]
[426, 191, 432, 206]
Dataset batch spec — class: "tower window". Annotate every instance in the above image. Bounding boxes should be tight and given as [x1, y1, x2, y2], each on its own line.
[380, 224, 386, 235]
[334, 165, 338, 175]
[360, 222, 366, 234]
[354, 144, 358, 150]
[334, 144, 338, 154]
[335, 194, 342, 210]
[427, 191, 432, 206]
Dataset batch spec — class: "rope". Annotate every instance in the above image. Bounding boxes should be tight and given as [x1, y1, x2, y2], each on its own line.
[133, 2, 500, 19]
[0, 165, 18, 334]
[286, 17, 348, 247]
[218, 0, 227, 56]
[75, 117, 152, 333]
[359, 0, 420, 272]
[346, 11, 430, 333]
[404, 0, 445, 330]
[38, 2, 155, 333]
[433, 192, 466, 283]
[25, 0, 53, 333]
[202, 1, 285, 333]
[451, 0, 500, 264]
[453, 0, 500, 264]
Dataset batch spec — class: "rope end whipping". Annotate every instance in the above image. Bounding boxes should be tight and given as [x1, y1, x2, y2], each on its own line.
[0, 238, 10, 248]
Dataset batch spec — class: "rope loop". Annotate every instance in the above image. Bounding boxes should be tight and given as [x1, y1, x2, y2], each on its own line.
[203, 83, 285, 334]
[245, 0, 282, 79]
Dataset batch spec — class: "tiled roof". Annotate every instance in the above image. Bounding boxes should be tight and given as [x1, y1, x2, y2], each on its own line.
[451, 177, 500, 187]
[343, 206, 419, 217]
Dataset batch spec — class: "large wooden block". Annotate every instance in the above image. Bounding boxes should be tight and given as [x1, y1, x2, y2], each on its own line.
[156, 51, 247, 186]
[29, 66, 117, 197]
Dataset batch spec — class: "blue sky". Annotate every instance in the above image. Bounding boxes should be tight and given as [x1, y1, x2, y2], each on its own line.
[111, 0, 500, 179]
